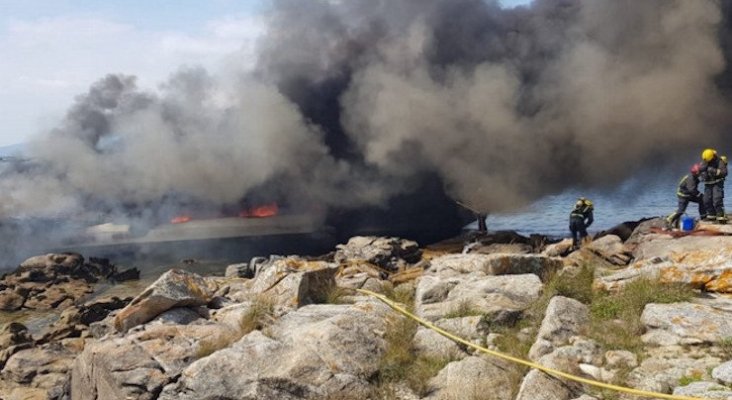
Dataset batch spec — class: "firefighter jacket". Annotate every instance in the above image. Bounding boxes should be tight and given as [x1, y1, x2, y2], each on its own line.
[701, 156, 728, 185]
[677, 174, 701, 198]
[569, 199, 594, 227]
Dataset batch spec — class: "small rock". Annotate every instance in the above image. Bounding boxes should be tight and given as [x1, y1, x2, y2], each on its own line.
[151, 307, 205, 325]
[0, 322, 32, 348]
[224, 263, 249, 278]
[0, 290, 25, 311]
[604, 350, 638, 369]
[541, 239, 574, 257]
[712, 360, 732, 385]
[109, 267, 140, 282]
[578, 364, 615, 382]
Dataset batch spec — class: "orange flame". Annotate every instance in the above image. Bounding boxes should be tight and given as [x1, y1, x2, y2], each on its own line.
[171, 215, 192, 224]
[239, 203, 279, 218]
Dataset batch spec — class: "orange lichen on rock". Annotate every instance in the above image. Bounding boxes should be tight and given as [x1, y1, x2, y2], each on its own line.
[705, 269, 732, 293]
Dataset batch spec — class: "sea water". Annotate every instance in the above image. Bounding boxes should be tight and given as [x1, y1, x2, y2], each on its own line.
[470, 175, 708, 238]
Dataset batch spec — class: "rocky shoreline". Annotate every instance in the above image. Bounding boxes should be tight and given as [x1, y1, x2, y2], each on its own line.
[3, 219, 732, 399]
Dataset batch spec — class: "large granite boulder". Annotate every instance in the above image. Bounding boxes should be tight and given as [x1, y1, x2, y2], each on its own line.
[71, 320, 241, 400]
[41, 296, 131, 342]
[247, 258, 337, 307]
[584, 235, 631, 265]
[595, 235, 732, 292]
[416, 273, 543, 321]
[414, 252, 555, 322]
[529, 296, 590, 361]
[517, 296, 596, 400]
[625, 218, 670, 248]
[223, 257, 338, 309]
[516, 338, 601, 400]
[427, 253, 562, 281]
[413, 316, 490, 360]
[424, 356, 517, 400]
[0, 253, 138, 312]
[516, 368, 579, 400]
[1, 342, 77, 399]
[641, 302, 732, 346]
[158, 301, 394, 400]
[0, 323, 33, 371]
[712, 360, 732, 385]
[672, 381, 732, 399]
[334, 236, 421, 271]
[113, 269, 212, 332]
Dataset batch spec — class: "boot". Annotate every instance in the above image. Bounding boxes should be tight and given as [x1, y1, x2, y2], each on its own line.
[717, 214, 728, 224]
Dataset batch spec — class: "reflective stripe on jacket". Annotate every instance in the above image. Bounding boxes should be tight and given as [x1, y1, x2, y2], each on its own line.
[677, 174, 701, 198]
[702, 156, 728, 185]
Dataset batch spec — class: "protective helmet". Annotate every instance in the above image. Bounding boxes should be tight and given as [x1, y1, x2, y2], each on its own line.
[691, 163, 701, 175]
[702, 148, 717, 162]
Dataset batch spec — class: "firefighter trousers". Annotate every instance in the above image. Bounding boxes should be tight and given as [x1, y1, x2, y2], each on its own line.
[703, 182, 725, 218]
[569, 218, 588, 249]
[667, 194, 706, 227]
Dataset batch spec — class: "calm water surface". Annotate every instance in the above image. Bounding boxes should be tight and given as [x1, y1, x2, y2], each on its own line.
[470, 176, 699, 238]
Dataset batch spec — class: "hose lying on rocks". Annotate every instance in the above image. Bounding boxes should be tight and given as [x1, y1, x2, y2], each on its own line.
[356, 288, 711, 400]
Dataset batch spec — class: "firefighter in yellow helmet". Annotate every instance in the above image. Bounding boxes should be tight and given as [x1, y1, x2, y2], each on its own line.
[569, 197, 593, 250]
[700, 148, 728, 223]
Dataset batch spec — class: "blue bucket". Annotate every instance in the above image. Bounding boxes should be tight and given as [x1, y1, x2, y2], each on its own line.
[681, 215, 695, 232]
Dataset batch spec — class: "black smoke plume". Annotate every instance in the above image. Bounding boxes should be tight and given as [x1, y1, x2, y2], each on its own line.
[0, 0, 730, 262]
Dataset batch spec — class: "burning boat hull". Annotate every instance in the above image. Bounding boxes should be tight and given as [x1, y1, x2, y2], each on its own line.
[58, 214, 337, 263]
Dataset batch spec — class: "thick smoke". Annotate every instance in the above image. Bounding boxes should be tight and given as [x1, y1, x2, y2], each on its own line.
[1, 0, 730, 222]
[2, 70, 386, 219]
[261, 0, 729, 212]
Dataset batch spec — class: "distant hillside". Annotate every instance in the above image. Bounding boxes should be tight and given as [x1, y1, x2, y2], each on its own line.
[0, 143, 26, 157]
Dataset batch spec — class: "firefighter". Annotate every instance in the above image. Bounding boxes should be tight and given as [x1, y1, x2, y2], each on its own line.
[569, 197, 593, 250]
[700, 148, 728, 223]
[666, 163, 706, 228]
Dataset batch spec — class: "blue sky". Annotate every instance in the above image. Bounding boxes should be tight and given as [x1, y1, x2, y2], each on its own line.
[0, 0, 531, 147]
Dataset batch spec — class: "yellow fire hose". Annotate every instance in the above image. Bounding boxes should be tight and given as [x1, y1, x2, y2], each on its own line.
[356, 288, 711, 400]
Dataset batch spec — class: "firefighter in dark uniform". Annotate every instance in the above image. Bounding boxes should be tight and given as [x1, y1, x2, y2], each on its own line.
[569, 197, 593, 250]
[666, 163, 706, 228]
[700, 148, 728, 223]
